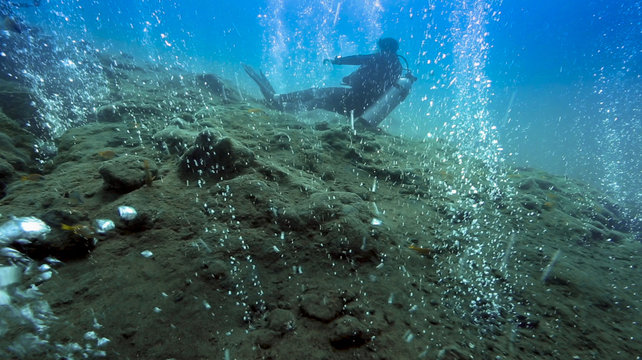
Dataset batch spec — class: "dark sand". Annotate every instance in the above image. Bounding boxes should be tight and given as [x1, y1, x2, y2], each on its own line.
[0, 52, 640, 359]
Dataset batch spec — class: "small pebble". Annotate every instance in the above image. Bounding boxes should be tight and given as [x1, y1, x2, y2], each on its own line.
[118, 206, 138, 221]
[97, 337, 110, 347]
[38, 264, 51, 272]
[38, 271, 53, 281]
[95, 219, 115, 233]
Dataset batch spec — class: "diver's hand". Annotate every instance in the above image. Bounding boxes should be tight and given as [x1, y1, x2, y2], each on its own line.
[323, 58, 334, 65]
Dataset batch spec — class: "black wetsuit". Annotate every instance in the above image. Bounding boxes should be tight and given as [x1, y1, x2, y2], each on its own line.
[275, 52, 402, 117]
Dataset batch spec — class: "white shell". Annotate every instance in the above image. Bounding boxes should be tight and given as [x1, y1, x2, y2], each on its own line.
[140, 250, 153, 258]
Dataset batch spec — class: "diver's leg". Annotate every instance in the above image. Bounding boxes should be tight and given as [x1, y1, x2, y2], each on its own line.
[242, 63, 277, 104]
[276, 87, 353, 114]
[310, 87, 353, 115]
[275, 88, 317, 105]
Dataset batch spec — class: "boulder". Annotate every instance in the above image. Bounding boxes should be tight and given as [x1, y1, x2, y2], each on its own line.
[267, 309, 296, 334]
[329, 315, 369, 349]
[179, 129, 255, 178]
[152, 126, 195, 155]
[99, 155, 158, 193]
[95, 102, 162, 123]
[300, 291, 342, 322]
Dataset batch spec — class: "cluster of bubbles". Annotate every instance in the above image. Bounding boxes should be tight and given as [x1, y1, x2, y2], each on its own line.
[8, 2, 109, 140]
[19, 38, 108, 140]
[588, 5, 641, 234]
[433, 0, 523, 335]
[557, 2, 642, 238]
[215, 185, 267, 325]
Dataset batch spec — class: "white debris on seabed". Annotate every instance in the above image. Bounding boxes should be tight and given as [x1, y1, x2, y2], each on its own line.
[387, 292, 395, 304]
[36, 270, 53, 282]
[0, 289, 10, 305]
[92, 312, 103, 329]
[38, 264, 51, 272]
[0, 265, 21, 305]
[44, 257, 63, 266]
[92, 350, 107, 357]
[0, 265, 21, 287]
[0, 284, 59, 358]
[403, 329, 414, 343]
[0, 233, 74, 357]
[372, 202, 381, 215]
[96, 337, 111, 347]
[541, 249, 562, 283]
[95, 219, 115, 234]
[140, 250, 154, 258]
[0, 216, 51, 245]
[118, 205, 138, 220]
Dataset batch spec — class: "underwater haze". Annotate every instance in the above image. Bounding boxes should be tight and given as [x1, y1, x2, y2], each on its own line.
[0, 0, 641, 359]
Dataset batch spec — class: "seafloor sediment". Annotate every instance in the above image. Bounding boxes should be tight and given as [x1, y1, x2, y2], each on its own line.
[0, 52, 640, 359]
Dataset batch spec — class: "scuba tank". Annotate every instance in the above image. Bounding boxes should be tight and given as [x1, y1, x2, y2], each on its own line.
[359, 55, 416, 127]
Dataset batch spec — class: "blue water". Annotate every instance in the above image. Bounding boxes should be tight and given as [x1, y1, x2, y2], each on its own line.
[12, 0, 642, 218]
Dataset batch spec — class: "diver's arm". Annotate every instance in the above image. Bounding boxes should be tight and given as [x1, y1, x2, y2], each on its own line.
[332, 54, 377, 66]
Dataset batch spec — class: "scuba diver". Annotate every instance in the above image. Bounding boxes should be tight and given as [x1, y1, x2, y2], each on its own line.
[243, 37, 415, 128]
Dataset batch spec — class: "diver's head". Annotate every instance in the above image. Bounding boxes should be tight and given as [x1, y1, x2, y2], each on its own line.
[377, 37, 399, 54]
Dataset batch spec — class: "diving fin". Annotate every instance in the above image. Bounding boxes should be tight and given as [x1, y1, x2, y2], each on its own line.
[242, 63, 276, 102]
